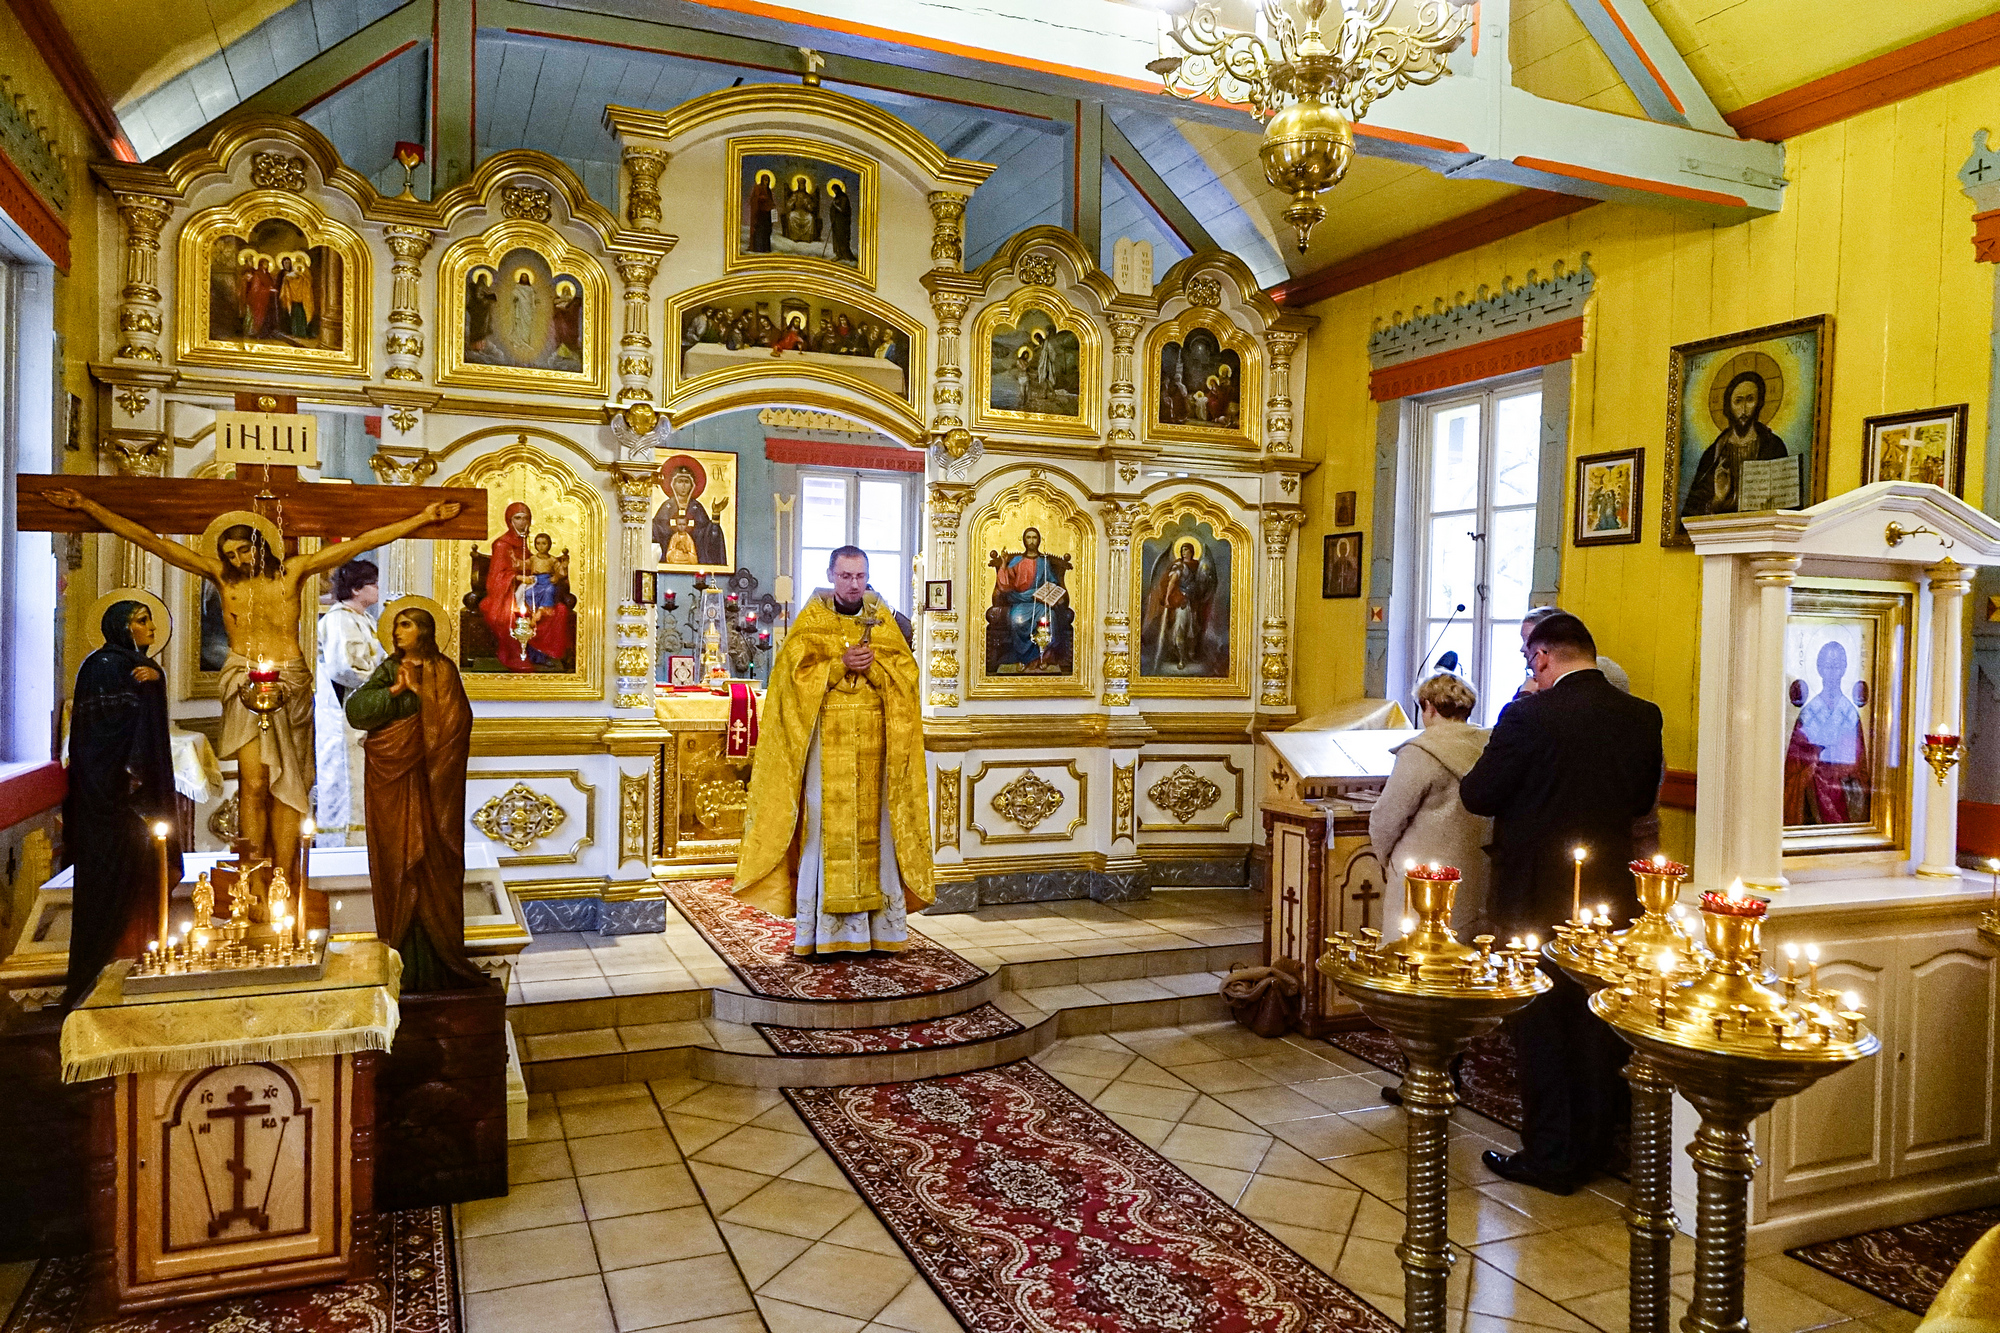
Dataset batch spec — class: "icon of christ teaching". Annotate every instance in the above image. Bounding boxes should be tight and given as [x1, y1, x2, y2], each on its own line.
[45, 488, 463, 893]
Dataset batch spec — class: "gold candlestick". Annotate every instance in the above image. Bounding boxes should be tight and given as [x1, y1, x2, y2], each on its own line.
[1321, 865, 1549, 1333]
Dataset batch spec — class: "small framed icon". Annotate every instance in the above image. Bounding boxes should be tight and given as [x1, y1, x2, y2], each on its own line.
[925, 580, 953, 613]
[667, 654, 699, 689]
[1334, 490, 1356, 528]
[631, 569, 659, 606]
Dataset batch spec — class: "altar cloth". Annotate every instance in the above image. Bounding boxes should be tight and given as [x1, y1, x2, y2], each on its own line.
[59, 939, 401, 1083]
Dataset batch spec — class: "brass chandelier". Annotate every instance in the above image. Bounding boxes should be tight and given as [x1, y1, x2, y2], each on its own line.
[1148, 0, 1473, 253]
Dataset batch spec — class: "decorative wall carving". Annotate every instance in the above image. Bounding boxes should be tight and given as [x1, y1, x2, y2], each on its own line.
[619, 769, 652, 865]
[1016, 250, 1058, 288]
[1138, 755, 1244, 832]
[968, 760, 1088, 843]
[474, 782, 567, 852]
[623, 148, 668, 231]
[113, 193, 171, 361]
[1112, 762, 1135, 841]
[1147, 764, 1221, 824]
[249, 152, 308, 192]
[936, 764, 961, 850]
[991, 770, 1065, 831]
[501, 183, 553, 221]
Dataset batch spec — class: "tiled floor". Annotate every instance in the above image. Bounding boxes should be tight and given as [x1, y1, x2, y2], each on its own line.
[461, 1020, 1924, 1333]
[507, 887, 1266, 1008]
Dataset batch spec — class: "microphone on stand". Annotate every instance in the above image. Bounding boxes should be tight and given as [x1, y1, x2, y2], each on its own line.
[1417, 604, 1466, 681]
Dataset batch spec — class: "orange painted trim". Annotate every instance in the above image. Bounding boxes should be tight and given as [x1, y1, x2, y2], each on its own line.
[1971, 207, 2000, 265]
[1598, 0, 1685, 115]
[1959, 800, 2000, 859]
[4, 0, 136, 161]
[1368, 315, 1585, 403]
[673, 0, 1166, 96]
[1725, 12, 2000, 142]
[1659, 768, 1696, 812]
[0, 143, 70, 270]
[1269, 191, 1595, 308]
[1513, 155, 1746, 208]
[1353, 123, 1471, 155]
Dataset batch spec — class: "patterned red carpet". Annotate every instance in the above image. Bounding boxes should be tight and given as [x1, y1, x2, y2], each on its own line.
[757, 1002, 1025, 1055]
[1787, 1207, 2000, 1315]
[2, 1207, 457, 1333]
[790, 1061, 1401, 1333]
[1325, 1025, 1525, 1132]
[666, 879, 987, 1002]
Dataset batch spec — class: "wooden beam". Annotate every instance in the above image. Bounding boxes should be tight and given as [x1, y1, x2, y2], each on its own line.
[434, 0, 477, 190]
[1073, 101, 1103, 261]
[3, 0, 136, 161]
[16, 474, 490, 539]
[0, 142, 68, 270]
[1102, 115, 1218, 254]
[1724, 11, 2000, 143]
[1268, 191, 1597, 309]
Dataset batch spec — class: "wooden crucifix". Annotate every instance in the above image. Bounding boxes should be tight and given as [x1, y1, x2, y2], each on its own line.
[19, 421, 485, 918]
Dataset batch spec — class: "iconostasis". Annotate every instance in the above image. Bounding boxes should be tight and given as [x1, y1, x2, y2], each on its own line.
[81, 81, 1310, 925]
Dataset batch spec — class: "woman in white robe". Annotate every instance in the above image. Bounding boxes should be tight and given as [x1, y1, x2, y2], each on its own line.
[314, 559, 385, 846]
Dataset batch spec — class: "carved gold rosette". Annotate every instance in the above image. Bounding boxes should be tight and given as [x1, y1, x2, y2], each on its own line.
[1147, 764, 1222, 825]
[474, 782, 567, 852]
[991, 770, 1065, 832]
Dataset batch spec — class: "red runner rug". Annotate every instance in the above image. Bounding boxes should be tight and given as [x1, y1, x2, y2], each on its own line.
[2, 1207, 457, 1333]
[789, 1061, 1399, 1333]
[666, 878, 986, 1002]
[1787, 1207, 2000, 1315]
[1326, 1025, 1524, 1132]
[757, 1002, 1024, 1055]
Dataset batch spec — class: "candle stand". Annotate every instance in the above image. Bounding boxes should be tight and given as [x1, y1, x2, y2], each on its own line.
[1320, 866, 1550, 1333]
[1590, 890, 1878, 1333]
[1544, 859, 1702, 1333]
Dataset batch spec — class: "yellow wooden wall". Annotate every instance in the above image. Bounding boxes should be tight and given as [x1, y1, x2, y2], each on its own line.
[1294, 63, 1998, 802]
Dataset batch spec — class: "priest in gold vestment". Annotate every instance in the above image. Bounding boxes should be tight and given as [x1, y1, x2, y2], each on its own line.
[735, 547, 933, 954]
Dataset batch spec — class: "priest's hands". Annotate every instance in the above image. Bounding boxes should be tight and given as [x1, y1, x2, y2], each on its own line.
[842, 643, 874, 672]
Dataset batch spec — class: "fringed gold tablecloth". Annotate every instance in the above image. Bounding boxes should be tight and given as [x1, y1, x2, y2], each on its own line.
[59, 941, 401, 1083]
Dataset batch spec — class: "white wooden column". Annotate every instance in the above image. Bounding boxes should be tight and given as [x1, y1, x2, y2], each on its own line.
[1919, 558, 1972, 878]
[1744, 553, 1799, 892]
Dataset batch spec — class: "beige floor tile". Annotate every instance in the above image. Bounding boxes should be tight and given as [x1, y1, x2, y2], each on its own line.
[509, 1139, 575, 1185]
[686, 1161, 772, 1213]
[1560, 1220, 1693, 1274]
[718, 1221, 814, 1286]
[524, 1108, 565, 1143]
[1251, 1139, 1349, 1187]
[1462, 1256, 1600, 1330]
[1176, 1159, 1254, 1203]
[1037, 1043, 1136, 1080]
[871, 1277, 964, 1333]
[605, 1253, 757, 1330]
[461, 1221, 601, 1293]
[760, 1241, 921, 1321]
[1159, 1121, 1274, 1172]
[1732, 1269, 1854, 1332]
[463, 1275, 617, 1333]
[1259, 1218, 1348, 1274]
[1093, 1079, 1197, 1120]
[1472, 1231, 1630, 1301]
[1333, 1234, 1408, 1299]
[1111, 1057, 1197, 1091]
[1348, 1193, 1408, 1244]
[1290, 1075, 1394, 1114]
[1328, 1149, 1410, 1200]
[647, 1077, 710, 1110]
[1175, 1059, 1278, 1094]
[1218, 1083, 1346, 1123]
[758, 1296, 866, 1333]
[1446, 1188, 1545, 1246]
[1271, 1112, 1395, 1160]
[1108, 1110, 1177, 1145]
[1178, 1095, 1267, 1134]
[1749, 1254, 1909, 1322]
[674, 1083, 787, 1124]
[572, 1128, 683, 1177]
[746, 1101, 810, 1133]
[1237, 1173, 1363, 1234]
[723, 1177, 865, 1239]
[693, 1125, 817, 1176]
[591, 1205, 728, 1270]
[1561, 1283, 1646, 1333]
[1115, 1030, 1233, 1066]
[666, 1114, 742, 1155]
[1197, 1028, 1288, 1059]
[580, 1164, 705, 1219]
[778, 1148, 854, 1190]
[1241, 1047, 1351, 1084]
[643, 1312, 768, 1332]
[562, 1095, 666, 1139]
[1045, 1070, 1112, 1100]
[1476, 1179, 1624, 1230]
[823, 1207, 904, 1257]
[460, 1178, 586, 1237]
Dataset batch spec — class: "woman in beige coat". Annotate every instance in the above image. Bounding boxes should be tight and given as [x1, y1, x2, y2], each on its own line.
[1369, 672, 1494, 937]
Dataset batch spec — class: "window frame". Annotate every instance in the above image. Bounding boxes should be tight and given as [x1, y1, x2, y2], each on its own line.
[794, 466, 921, 615]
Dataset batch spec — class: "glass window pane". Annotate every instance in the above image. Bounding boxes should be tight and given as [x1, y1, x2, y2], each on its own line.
[871, 556, 909, 615]
[857, 479, 903, 552]
[1485, 620, 1528, 726]
[1487, 508, 1537, 619]
[1417, 618, 1474, 688]
[1493, 391, 1542, 506]
[1428, 402, 1481, 512]
[801, 548, 834, 588]
[800, 474, 848, 547]
[1427, 517, 1476, 619]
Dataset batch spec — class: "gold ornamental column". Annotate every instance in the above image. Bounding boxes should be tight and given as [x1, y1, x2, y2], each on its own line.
[113, 193, 172, 362]
[1264, 329, 1300, 455]
[1099, 500, 1139, 708]
[613, 251, 660, 406]
[927, 190, 967, 272]
[925, 484, 972, 709]
[622, 148, 668, 232]
[1321, 867, 1550, 1333]
[614, 457, 660, 711]
[1107, 309, 1145, 453]
[382, 225, 434, 382]
[1260, 509, 1303, 709]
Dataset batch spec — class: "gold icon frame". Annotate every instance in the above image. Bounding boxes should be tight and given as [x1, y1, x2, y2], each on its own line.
[724, 136, 878, 290]
[1143, 307, 1261, 451]
[1128, 490, 1254, 699]
[435, 219, 612, 398]
[965, 469, 1095, 700]
[970, 286, 1102, 441]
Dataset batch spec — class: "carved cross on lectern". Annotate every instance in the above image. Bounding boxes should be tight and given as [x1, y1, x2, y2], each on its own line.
[206, 1084, 273, 1236]
[1350, 880, 1382, 930]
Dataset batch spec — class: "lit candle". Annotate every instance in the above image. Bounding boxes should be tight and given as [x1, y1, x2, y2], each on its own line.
[1400, 916, 1416, 935]
[153, 821, 172, 948]
[1653, 853, 1667, 869]
[1805, 943, 1821, 993]
[1524, 933, 1539, 952]
[1989, 859, 1999, 916]
[1783, 942, 1799, 981]
[1726, 878, 1744, 902]
[1572, 846, 1588, 922]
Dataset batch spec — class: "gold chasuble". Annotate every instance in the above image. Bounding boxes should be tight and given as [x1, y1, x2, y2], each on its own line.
[735, 590, 933, 933]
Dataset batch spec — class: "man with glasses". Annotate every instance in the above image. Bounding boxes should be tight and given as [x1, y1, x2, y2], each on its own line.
[1460, 612, 1663, 1194]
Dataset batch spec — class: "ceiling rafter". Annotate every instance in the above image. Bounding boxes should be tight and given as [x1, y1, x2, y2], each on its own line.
[1559, 0, 1730, 133]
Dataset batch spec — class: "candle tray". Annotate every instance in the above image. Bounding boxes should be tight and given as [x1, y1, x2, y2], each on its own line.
[120, 939, 328, 995]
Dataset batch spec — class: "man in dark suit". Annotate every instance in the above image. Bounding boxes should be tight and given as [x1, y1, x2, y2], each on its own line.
[1459, 612, 1664, 1193]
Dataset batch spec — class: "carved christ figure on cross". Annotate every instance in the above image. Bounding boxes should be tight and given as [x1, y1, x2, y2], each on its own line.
[46, 488, 461, 890]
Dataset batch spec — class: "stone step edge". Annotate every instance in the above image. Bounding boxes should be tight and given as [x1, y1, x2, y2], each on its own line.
[508, 938, 1256, 1039]
[521, 991, 1231, 1094]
